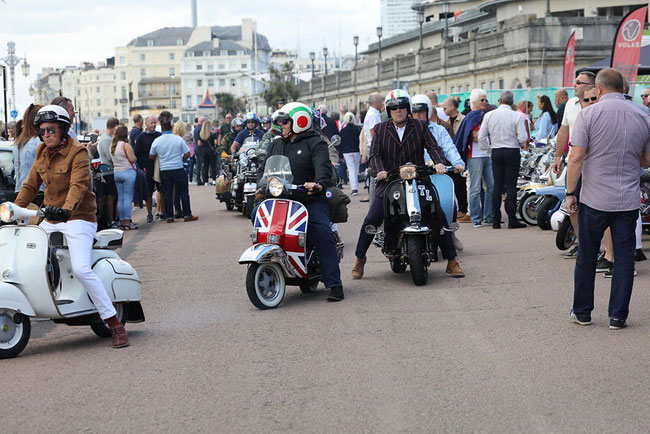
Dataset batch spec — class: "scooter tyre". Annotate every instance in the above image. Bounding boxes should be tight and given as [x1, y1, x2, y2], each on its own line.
[90, 303, 126, 338]
[537, 196, 559, 230]
[0, 311, 31, 359]
[519, 194, 541, 226]
[390, 257, 407, 273]
[246, 263, 286, 309]
[226, 201, 234, 211]
[407, 237, 428, 286]
[556, 217, 576, 251]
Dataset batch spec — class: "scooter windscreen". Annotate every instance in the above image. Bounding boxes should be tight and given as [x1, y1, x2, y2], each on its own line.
[261, 155, 294, 186]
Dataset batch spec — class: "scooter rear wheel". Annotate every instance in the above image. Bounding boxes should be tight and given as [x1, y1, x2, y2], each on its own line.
[390, 257, 407, 273]
[90, 303, 126, 338]
[536, 196, 559, 230]
[556, 217, 576, 251]
[0, 310, 31, 359]
[246, 263, 286, 309]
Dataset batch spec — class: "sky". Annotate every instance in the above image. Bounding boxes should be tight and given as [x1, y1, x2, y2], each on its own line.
[0, 0, 381, 118]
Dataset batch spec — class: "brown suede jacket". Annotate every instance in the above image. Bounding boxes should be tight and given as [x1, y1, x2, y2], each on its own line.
[15, 139, 97, 223]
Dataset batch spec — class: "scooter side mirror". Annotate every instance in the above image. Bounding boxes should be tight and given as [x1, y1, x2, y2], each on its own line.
[364, 225, 378, 235]
[330, 135, 342, 147]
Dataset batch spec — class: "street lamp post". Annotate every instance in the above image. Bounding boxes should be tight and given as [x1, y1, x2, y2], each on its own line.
[0, 42, 30, 117]
[169, 72, 175, 109]
[323, 47, 328, 76]
[1, 66, 7, 135]
[376, 27, 383, 60]
[309, 51, 315, 78]
[417, 10, 425, 51]
[353, 35, 359, 65]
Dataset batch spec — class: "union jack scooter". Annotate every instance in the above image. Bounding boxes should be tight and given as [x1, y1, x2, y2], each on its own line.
[238, 155, 343, 309]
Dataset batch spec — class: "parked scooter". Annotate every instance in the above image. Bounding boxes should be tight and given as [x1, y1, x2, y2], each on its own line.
[239, 155, 343, 309]
[365, 164, 457, 286]
[0, 202, 145, 359]
[219, 137, 261, 214]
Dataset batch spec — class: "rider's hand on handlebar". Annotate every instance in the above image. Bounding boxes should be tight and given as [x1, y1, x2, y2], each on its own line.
[434, 163, 446, 175]
[376, 171, 388, 181]
[304, 182, 323, 195]
[43, 206, 71, 222]
[454, 165, 465, 173]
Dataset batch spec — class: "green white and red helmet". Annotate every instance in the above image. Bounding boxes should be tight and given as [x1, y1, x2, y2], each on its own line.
[274, 102, 312, 135]
[384, 89, 412, 116]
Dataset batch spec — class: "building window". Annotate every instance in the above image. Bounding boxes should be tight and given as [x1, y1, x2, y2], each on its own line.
[121, 86, 127, 99]
[196, 95, 202, 105]
[241, 63, 247, 69]
[498, 79, 504, 89]
[186, 95, 192, 107]
[186, 51, 194, 57]
[207, 64, 213, 71]
[230, 79, 236, 87]
[171, 100, 177, 109]
[220, 50, 228, 56]
[96, 86, 100, 93]
[197, 79, 202, 87]
[208, 79, 214, 87]
[450, 86, 455, 93]
[480, 81, 486, 89]
[147, 40, 153, 47]
[218, 63, 225, 70]
[219, 79, 225, 86]
[140, 68, 146, 77]
[140, 54, 145, 62]
[196, 65, 203, 70]
[96, 98, 101, 106]
[169, 67, 175, 75]
[170, 83, 176, 94]
[169, 53, 175, 60]
[77, 90, 81, 96]
[466, 84, 470, 91]
[203, 51, 210, 57]
[490, 81, 496, 90]
[120, 56, 125, 64]
[237, 50, 244, 56]
[120, 71, 126, 80]
[96, 75, 100, 80]
[177, 39, 184, 46]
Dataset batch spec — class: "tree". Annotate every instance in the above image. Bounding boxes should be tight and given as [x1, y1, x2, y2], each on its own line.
[261, 63, 301, 110]
[214, 92, 246, 116]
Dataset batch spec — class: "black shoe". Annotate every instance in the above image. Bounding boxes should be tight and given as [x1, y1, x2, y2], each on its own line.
[635, 249, 647, 262]
[595, 257, 614, 273]
[360, 198, 369, 203]
[326, 285, 344, 302]
[492, 223, 501, 229]
[609, 318, 627, 330]
[563, 246, 579, 259]
[570, 310, 592, 326]
[508, 220, 527, 229]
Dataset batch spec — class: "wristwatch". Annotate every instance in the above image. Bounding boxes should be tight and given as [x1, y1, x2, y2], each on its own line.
[566, 191, 576, 197]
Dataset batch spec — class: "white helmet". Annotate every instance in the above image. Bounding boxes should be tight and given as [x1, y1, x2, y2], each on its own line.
[411, 94, 433, 120]
[275, 102, 313, 135]
[384, 89, 412, 117]
[34, 104, 71, 129]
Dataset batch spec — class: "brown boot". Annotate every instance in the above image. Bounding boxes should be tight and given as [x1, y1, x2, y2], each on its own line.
[446, 259, 465, 278]
[351, 257, 366, 279]
[110, 325, 129, 348]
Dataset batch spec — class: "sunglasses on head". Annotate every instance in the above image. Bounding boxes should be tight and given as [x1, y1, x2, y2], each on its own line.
[575, 80, 591, 85]
[39, 126, 58, 136]
[582, 97, 597, 102]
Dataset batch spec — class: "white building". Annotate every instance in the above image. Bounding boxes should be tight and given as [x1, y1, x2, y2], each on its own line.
[380, 0, 419, 39]
[180, 19, 271, 122]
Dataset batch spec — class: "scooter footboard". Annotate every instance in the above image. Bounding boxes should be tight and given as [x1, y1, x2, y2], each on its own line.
[239, 244, 301, 278]
[0, 282, 36, 316]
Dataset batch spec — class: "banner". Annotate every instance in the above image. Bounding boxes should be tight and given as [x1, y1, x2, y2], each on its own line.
[611, 5, 648, 83]
[563, 32, 576, 88]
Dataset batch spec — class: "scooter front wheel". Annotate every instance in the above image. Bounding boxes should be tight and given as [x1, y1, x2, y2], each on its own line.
[0, 309, 31, 359]
[246, 263, 286, 309]
[407, 236, 428, 286]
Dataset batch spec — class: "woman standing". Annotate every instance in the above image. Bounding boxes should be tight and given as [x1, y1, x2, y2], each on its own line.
[13, 104, 43, 195]
[199, 119, 219, 185]
[534, 95, 557, 142]
[339, 112, 362, 196]
[110, 125, 138, 230]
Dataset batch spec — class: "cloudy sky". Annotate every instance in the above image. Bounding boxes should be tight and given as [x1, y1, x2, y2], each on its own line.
[0, 0, 380, 117]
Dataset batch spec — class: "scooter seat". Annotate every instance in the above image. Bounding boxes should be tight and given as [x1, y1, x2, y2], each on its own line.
[94, 229, 124, 249]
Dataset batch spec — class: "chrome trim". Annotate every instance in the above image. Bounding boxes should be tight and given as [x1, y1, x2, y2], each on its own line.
[238, 244, 301, 278]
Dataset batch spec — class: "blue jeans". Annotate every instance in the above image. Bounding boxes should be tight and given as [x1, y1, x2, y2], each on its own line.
[114, 169, 136, 221]
[573, 204, 638, 321]
[161, 168, 192, 219]
[306, 200, 342, 288]
[467, 157, 494, 224]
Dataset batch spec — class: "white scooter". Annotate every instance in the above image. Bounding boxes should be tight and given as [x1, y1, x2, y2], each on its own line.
[0, 202, 144, 359]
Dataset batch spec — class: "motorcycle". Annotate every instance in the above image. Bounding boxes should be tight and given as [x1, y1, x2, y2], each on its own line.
[0, 202, 145, 359]
[365, 164, 457, 286]
[218, 138, 261, 214]
[238, 155, 343, 309]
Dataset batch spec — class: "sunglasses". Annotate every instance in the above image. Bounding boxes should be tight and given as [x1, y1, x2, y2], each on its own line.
[278, 118, 291, 125]
[574, 80, 591, 85]
[582, 97, 597, 102]
[642, 95, 650, 98]
[479, 98, 488, 102]
[39, 126, 59, 136]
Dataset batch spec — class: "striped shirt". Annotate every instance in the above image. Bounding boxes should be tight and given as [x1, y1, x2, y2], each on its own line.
[369, 117, 446, 196]
[572, 92, 650, 212]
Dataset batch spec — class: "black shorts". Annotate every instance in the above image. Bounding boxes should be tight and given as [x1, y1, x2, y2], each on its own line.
[103, 174, 117, 196]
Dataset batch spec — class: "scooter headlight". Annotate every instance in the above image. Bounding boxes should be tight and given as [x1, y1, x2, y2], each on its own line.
[0, 203, 14, 223]
[268, 177, 284, 197]
[399, 164, 416, 180]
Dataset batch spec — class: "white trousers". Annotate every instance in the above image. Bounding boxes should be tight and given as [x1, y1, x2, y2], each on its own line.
[40, 219, 117, 320]
[343, 152, 361, 191]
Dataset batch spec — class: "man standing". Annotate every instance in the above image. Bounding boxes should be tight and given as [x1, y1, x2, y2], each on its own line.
[351, 90, 447, 279]
[554, 88, 569, 125]
[478, 90, 528, 229]
[129, 114, 143, 146]
[51, 96, 77, 140]
[193, 116, 206, 185]
[442, 97, 468, 219]
[552, 71, 596, 259]
[149, 113, 198, 223]
[443, 97, 464, 137]
[641, 88, 650, 109]
[566, 68, 650, 330]
[360, 93, 385, 202]
[218, 113, 233, 144]
[318, 104, 338, 139]
[134, 115, 161, 222]
[425, 91, 449, 122]
[453, 89, 493, 227]
[97, 117, 119, 228]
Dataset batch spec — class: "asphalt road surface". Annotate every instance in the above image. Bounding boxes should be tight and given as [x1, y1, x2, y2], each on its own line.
[5, 185, 650, 433]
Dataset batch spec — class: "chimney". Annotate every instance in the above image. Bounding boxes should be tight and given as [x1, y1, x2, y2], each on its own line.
[191, 0, 197, 28]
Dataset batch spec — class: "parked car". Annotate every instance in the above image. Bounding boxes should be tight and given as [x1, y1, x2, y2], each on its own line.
[0, 142, 16, 203]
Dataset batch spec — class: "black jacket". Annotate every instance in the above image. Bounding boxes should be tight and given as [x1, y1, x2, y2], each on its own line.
[339, 123, 360, 154]
[259, 130, 332, 200]
[134, 130, 161, 170]
[320, 114, 339, 139]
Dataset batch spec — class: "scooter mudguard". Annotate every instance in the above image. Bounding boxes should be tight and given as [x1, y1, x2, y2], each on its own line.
[430, 174, 455, 226]
[0, 282, 36, 316]
[535, 185, 565, 200]
[239, 243, 298, 278]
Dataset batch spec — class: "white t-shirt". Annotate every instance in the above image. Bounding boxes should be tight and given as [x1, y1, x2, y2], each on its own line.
[561, 97, 582, 138]
[363, 106, 382, 149]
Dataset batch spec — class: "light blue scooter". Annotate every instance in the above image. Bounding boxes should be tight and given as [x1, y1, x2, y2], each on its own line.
[430, 174, 456, 227]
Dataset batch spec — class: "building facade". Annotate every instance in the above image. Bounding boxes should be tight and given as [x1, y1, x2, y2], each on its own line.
[381, 0, 419, 39]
